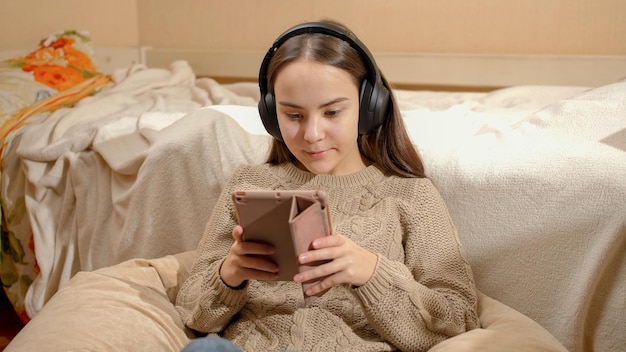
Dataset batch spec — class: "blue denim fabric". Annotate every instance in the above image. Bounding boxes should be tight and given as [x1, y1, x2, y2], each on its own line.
[182, 336, 242, 352]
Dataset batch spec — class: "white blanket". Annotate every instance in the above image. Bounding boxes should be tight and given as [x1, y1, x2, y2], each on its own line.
[15, 61, 266, 316]
[403, 81, 626, 352]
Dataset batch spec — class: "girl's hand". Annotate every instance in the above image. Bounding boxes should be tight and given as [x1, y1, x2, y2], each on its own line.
[293, 234, 378, 296]
[219, 225, 279, 288]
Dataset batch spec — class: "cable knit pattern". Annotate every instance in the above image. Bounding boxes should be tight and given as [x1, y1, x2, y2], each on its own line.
[176, 163, 479, 351]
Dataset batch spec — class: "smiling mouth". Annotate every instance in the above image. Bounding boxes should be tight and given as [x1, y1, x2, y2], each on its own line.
[305, 150, 327, 158]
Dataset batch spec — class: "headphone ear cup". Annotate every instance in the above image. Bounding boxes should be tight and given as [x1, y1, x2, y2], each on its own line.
[358, 78, 390, 134]
[358, 80, 374, 134]
[372, 80, 391, 131]
[258, 92, 283, 141]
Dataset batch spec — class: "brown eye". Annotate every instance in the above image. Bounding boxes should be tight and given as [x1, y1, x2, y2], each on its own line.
[325, 109, 341, 117]
[285, 112, 303, 119]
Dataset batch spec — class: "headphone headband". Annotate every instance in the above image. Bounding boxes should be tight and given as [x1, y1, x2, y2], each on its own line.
[258, 22, 381, 93]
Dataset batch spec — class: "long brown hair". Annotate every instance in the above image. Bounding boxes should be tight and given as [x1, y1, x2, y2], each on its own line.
[263, 20, 425, 178]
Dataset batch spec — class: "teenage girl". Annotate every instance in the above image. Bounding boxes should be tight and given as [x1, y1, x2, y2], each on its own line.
[176, 20, 479, 352]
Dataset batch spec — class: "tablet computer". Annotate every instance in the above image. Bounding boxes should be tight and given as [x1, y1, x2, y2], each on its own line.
[232, 190, 332, 281]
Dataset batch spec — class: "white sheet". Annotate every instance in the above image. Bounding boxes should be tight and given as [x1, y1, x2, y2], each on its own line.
[14, 61, 265, 315]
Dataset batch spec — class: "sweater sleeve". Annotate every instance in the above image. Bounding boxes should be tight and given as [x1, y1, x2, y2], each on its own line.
[175, 173, 249, 333]
[354, 179, 479, 351]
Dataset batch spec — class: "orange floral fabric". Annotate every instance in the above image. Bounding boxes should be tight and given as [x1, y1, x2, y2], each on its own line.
[17, 35, 97, 91]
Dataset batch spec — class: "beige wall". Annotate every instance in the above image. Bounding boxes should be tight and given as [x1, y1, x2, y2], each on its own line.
[1, 0, 624, 87]
[137, 0, 626, 55]
[0, 0, 139, 48]
[1, 0, 624, 55]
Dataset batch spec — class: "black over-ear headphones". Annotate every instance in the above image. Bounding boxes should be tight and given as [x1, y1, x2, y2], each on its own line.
[258, 21, 390, 141]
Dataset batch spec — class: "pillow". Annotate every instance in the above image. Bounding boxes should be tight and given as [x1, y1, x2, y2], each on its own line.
[430, 292, 567, 352]
[0, 30, 100, 125]
[6, 252, 195, 351]
[524, 80, 626, 150]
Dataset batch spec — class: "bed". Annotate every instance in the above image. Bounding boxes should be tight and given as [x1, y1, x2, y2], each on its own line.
[2, 31, 625, 352]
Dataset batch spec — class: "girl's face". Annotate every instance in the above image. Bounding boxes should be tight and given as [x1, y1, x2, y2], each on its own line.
[273, 59, 367, 176]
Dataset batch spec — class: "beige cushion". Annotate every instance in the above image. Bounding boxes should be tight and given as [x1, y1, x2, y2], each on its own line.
[7, 251, 196, 352]
[431, 292, 567, 352]
[7, 251, 566, 352]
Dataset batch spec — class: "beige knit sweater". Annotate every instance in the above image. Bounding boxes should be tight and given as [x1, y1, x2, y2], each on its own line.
[176, 163, 479, 352]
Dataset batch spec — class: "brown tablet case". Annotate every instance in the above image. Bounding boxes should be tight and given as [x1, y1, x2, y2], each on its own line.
[232, 190, 331, 305]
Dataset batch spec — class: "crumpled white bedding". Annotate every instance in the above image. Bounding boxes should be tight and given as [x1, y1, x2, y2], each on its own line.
[5, 58, 625, 352]
[11, 60, 265, 316]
